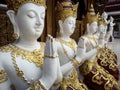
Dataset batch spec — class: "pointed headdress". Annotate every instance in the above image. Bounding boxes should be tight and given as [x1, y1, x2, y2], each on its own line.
[56, 0, 79, 21]
[6, 0, 46, 13]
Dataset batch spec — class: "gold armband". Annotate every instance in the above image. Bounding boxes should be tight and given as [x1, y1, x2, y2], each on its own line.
[0, 70, 8, 83]
[44, 55, 58, 58]
[72, 56, 85, 68]
[72, 57, 80, 68]
[30, 80, 47, 90]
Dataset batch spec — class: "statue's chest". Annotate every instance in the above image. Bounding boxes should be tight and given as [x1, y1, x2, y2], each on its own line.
[3, 53, 42, 85]
[58, 44, 76, 65]
[15, 57, 41, 81]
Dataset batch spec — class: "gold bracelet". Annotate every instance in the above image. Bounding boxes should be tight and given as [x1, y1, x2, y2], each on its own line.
[44, 55, 58, 58]
[30, 80, 47, 90]
[96, 45, 101, 51]
[72, 56, 80, 68]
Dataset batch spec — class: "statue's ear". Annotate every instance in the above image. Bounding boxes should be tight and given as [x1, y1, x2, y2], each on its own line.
[6, 10, 16, 25]
[58, 20, 62, 27]
[58, 20, 63, 32]
[7, 10, 20, 38]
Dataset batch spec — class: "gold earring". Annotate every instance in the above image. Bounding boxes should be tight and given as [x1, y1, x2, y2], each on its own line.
[12, 33, 19, 39]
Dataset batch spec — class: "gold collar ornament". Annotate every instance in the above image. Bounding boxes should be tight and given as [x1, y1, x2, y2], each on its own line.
[0, 43, 44, 84]
[0, 43, 45, 67]
[56, 38, 77, 52]
[6, 0, 46, 13]
[98, 19, 107, 26]
[0, 70, 8, 83]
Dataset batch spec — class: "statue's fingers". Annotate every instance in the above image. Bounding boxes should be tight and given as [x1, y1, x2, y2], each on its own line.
[45, 34, 51, 55]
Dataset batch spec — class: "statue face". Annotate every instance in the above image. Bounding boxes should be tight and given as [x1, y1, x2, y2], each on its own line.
[15, 3, 45, 39]
[89, 21, 98, 34]
[99, 24, 106, 37]
[62, 17, 76, 36]
[102, 12, 108, 20]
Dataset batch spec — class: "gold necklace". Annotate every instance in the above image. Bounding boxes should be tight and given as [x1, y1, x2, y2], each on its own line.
[0, 43, 44, 84]
[11, 53, 31, 85]
[0, 70, 8, 83]
[0, 43, 45, 67]
[56, 38, 77, 52]
[56, 38, 77, 60]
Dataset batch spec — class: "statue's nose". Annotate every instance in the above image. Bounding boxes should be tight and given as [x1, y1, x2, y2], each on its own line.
[36, 16, 42, 26]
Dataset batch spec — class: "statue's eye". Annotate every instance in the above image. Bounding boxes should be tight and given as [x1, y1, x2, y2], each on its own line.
[27, 11, 36, 18]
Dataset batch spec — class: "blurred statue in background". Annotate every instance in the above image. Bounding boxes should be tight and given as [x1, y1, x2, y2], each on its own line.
[108, 16, 116, 42]
[78, 4, 120, 90]
[101, 11, 111, 43]
[0, 0, 62, 90]
[97, 18, 119, 81]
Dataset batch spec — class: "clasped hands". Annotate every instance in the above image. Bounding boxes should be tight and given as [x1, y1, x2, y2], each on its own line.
[43, 35, 62, 87]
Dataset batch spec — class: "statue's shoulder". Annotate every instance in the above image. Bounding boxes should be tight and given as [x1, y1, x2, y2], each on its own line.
[0, 44, 12, 63]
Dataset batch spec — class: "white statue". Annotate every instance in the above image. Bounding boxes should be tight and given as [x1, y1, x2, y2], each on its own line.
[51, 1, 100, 90]
[98, 20, 107, 46]
[109, 16, 115, 42]
[0, 0, 62, 90]
[101, 12, 110, 26]
[101, 12, 112, 43]
[98, 18, 119, 81]
[78, 5, 120, 89]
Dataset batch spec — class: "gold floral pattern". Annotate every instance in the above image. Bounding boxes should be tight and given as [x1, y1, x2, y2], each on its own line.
[0, 43, 45, 67]
[60, 69, 88, 90]
[56, 38, 77, 52]
[97, 46, 118, 72]
[80, 59, 120, 90]
[6, 0, 46, 13]
[0, 43, 45, 84]
[0, 70, 8, 83]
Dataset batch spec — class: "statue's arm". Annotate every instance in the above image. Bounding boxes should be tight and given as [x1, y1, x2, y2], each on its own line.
[60, 37, 99, 72]
[0, 61, 12, 90]
[55, 40, 74, 75]
[76, 37, 99, 62]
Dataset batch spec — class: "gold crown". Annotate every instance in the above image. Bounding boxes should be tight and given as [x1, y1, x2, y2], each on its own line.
[6, 0, 46, 13]
[98, 19, 107, 26]
[56, 1, 78, 21]
[86, 4, 98, 24]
